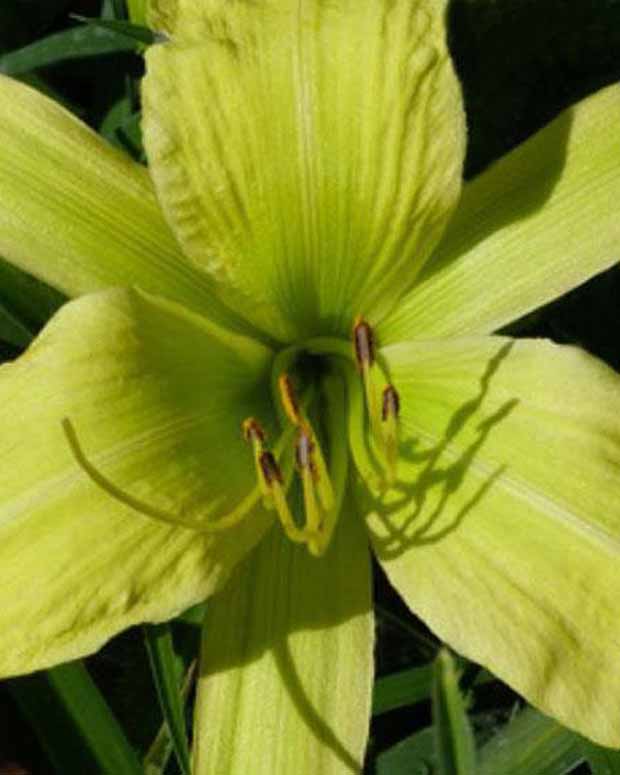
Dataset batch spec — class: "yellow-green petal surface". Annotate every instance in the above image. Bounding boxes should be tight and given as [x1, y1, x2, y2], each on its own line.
[143, 0, 465, 340]
[193, 512, 373, 774]
[0, 74, 247, 332]
[380, 84, 620, 343]
[367, 336, 620, 746]
[0, 288, 273, 678]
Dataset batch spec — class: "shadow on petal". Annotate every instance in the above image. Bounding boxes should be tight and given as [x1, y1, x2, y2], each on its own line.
[366, 341, 518, 559]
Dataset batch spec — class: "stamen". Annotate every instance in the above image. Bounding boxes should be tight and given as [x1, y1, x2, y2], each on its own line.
[258, 450, 307, 544]
[295, 426, 322, 532]
[242, 417, 272, 505]
[278, 373, 302, 426]
[381, 385, 400, 484]
[353, 316, 375, 368]
[352, 316, 382, 443]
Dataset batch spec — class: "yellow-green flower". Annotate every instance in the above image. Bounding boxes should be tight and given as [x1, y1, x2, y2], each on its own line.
[1, 0, 620, 771]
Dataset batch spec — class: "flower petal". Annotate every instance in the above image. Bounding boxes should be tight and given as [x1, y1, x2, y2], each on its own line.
[143, 0, 465, 339]
[380, 84, 620, 343]
[0, 74, 246, 333]
[0, 287, 274, 678]
[193, 512, 373, 774]
[366, 336, 620, 746]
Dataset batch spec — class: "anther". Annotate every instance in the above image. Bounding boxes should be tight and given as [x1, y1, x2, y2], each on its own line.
[278, 373, 302, 426]
[382, 385, 400, 422]
[258, 450, 283, 486]
[353, 316, 375, 369]
[352, 315, 382, 443]
[242, 417, 266, 444]
[295, 426, 316, 477]
[242, 417, 272, 504]
[258, 449, 308, 545]
[295, 427, 323, 536]
[381, 385, 400, 485]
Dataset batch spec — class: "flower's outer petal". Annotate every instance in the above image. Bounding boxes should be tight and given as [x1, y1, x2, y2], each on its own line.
[143, 0, 465, 340]
[380, 84, 620, 343]
[0, 74, 249, 334]
[0, 287, 274, 678]
[193, 510, 373, 774]
[368, 336, 620, 747]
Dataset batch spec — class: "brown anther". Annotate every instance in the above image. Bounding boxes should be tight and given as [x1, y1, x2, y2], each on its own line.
[259, 450, 283, 487]
[295, 426, 317, 479]
[382, 385, 400, 422]
[278, 373, 301, 425]
[242, 417, 266, 444]
[353, 316, 375, 369]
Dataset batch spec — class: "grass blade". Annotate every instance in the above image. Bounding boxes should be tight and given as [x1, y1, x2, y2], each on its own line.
[71, 16, 158, 45]
[432, 649, 476, 775]
[0, 26, 138, 75]
[8, 661, 142, 775]
[582, 740, 620, 774]
[144, 623, 191, 775]
[478, 706, 584, 775]
[373, 665, 434, 716]
[377, 727, 436, 775]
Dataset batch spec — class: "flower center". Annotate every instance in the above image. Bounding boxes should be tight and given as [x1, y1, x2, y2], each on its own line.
[242, 317, 401, 556]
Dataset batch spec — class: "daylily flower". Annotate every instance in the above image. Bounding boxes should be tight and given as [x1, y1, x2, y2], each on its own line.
[0, 0, 619, 770]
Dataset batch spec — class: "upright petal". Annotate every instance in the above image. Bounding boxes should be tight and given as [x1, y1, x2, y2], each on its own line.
[366, 336, 620, 746]
[381, 84, 620, 343]
[0, 288, 274, 678]
[193, 511, 373, 774]
[143, 0, 465, 339]
[0, 75, 248, 334]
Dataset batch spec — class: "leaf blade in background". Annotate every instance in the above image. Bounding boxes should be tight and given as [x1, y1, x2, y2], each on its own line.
[373, 665, 434, 716]
[432, 649, 476, 775]
[8, 661, 142, 775]
[72, 16, 158, 45]
[0, 258, 65, 344]
[0, 26, 138, 76]
[478, 706, 584, 775]
[144, 623, 191, 775]
[582, 739, 620, 775]
[377, 727, 436, 775]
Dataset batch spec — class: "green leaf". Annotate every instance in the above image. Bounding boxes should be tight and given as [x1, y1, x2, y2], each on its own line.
[370, 335, 620, 747]
[432, 649, 476, 775]
[71, 15, 158, 46]
[8, 660, 142, 775]
[478, 707, 584, 775]
[380, 83, 620, 344]
[0, 301, 33, 348]
[0, 258, 65, 342]
[143, 0, 465, 341]
[144, 623, 191, 775]
[376, 727, 435, 775]
[582, 740, 620, 774]
[372, 665, 434, 716]
[0, 25, 138, 75]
